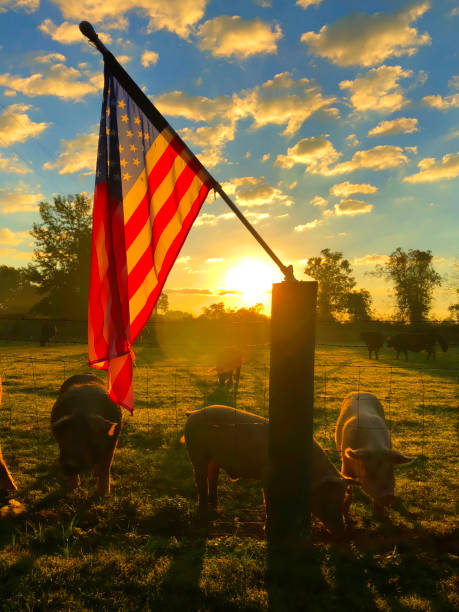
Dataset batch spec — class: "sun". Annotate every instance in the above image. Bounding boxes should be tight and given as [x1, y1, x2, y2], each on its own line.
[224, 258, 283, 309]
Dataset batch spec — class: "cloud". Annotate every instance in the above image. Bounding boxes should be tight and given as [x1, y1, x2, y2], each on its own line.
[167, 287, 243, 296]
[194, 212, 234, 226]
[261, 153, 270, 162]
[43, 131, 98, 174]
[0, 61, 102, 101]
[334, 199, 373, 216]
[296, 0, 322, 8]
[222, 176, 294, 207]
[0, 185, 44, 213]
[49, 0, 210, 39]
[179, 122, 236, 168]
[368, 117, 419, 137]
[329, 181, 378, 197]
[275, 136, 341, 171]
[155, 72, 337, 137]
[300, 2, 430, 67]
[34, 52, 67, 63]
[0, 0, 38, 13]
[0, 228, 30, 245]
[38, 19, 112, 45]
[0, 152, 32, 174]
[345, 133, 360, 147]
[353, 254, 390, 265]
[339, 65, 412, 113]
[294, 219, 324, 231]
[404, 151, 459, 183]
[310, 195, 327, 207]
[141, 50, 159, 67]
[422, 93, 459, 110]
[0, 104, 50, 146]
[325, 145, 409, 175]
[196, 15, 282, 59]
[206, 258, 224, 263]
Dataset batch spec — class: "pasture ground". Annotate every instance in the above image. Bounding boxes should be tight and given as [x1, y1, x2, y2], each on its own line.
[0, 338, 457, 611]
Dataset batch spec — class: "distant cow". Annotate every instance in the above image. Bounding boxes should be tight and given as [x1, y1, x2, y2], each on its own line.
[387, 332, 448, 360]
[215, 348, 242, 387]
[40, 321, 57, 346]
[0, 377, 17, 493]
[51, 374, 122, 495]
[360, 331, 385, 359]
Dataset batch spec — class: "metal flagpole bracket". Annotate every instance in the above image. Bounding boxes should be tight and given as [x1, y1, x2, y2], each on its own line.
[79, 21, 297, 283]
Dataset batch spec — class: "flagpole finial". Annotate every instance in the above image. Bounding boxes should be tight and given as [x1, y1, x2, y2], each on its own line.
[79, 21, 110, 58]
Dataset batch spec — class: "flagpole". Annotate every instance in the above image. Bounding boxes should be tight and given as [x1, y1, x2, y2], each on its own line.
[79, 21, 296, 282]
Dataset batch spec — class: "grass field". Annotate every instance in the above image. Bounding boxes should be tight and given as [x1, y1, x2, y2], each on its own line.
[0, 337, 457, 611]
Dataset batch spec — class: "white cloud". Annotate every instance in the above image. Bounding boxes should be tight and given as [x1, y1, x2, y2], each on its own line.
[194, 212, 234, 226]
[0, 61, 102, 101]
[404, 151, 459, 183]
[34, 52, 67, 63]
[179, 122, 236, 169]
[0, 185, 44, 213]
[0, 152, 32, 174]
[329, 181, 378, 197]
[294, 219, 324, 231]
[345, 133, 360, 147]
[339, 65, 412, 113]
[196, 15, 282, 59]
[222, 176, 293, 207]
[50, 0, 210, 39]
[354, 254, 390, 265]
[0, 0, 38, 13]
[0, 228, 30, 245]
[0, 104, 50, 146]
[38, 19, 105, 44]
[296, 0, 322, 8]
[334, 199, 373, 216]
[245, 211, 271, 224]
[422, 93, 459, 110]
[155, 90, 233, 122]
[310, 195, 327, 207]
[325, 145, 409, 175]
[275, 136, 341, 171]
[368, 117, 419, 137]
[141, 50, 159, 67]
[43, 131, 98, 174]
[300, 2, 430, 67]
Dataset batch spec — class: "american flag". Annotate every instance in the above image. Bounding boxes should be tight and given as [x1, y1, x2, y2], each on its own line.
[88, 65, 212, 412]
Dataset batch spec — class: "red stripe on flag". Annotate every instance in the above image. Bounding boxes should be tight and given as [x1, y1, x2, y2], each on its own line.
[107, 351, 134, 413]
[127, 164, 204, 299]
[129, 181, 210, 341]
[124, 138, 184, 249]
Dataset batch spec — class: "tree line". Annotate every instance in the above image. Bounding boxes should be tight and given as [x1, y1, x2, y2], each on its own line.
[0, 194, 457, 323]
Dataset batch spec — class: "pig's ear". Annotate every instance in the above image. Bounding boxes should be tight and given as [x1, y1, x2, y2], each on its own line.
[345, 447, 369, 460]
[89, 415, 118, 436]
[390, 450, 415, 464]
[52, 415, 73, 431]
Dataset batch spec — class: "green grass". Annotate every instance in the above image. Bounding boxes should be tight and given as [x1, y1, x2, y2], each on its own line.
[0, 339, 457, 610]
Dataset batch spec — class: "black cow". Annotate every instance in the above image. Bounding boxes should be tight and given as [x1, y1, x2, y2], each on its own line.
[360, 331, 385, 359]
[387, 332, 448, 360]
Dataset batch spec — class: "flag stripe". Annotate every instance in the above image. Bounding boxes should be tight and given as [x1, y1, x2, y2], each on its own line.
[130, 181, 210, 340]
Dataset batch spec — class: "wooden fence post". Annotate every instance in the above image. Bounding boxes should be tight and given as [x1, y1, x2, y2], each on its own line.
[266, 280, 317, 549]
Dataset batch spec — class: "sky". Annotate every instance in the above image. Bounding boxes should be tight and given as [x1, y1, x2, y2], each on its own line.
[0, 0, 458, 317]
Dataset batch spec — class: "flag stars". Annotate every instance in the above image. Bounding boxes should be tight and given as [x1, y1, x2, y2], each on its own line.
[137, 130, 143, 138]
[134, 117, 141, 125]
[122, 171, 132, 181]
[120, 159, 127, 168]
[130, 144, 137, 152]
[118, 100, 126, 109]
[144, 133, 149, 141]
[106, 108, 110, 116]
[126, 130, 133, 138]
[119, 145, 124, 153]
[121, 114, 128, 123]
[133, 158, 140, 166]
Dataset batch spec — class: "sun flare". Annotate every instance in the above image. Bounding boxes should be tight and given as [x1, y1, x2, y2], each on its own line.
[224, 258, 283, 309]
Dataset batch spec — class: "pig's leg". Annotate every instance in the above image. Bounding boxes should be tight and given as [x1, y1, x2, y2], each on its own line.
[194, 461, 209, 513]
[207, 461, 220, 510]
[95, 451, 115, 496]
[343, 485, 353, 522]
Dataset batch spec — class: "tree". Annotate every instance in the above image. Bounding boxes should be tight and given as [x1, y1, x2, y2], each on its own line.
[0, 265, 39, 313]
[304, 249, 356, 321]
[156, 292, 169, 315]
[346, 289, 373, 322]
[376, 248, 441, 323]
[29, 194, 92, 319]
